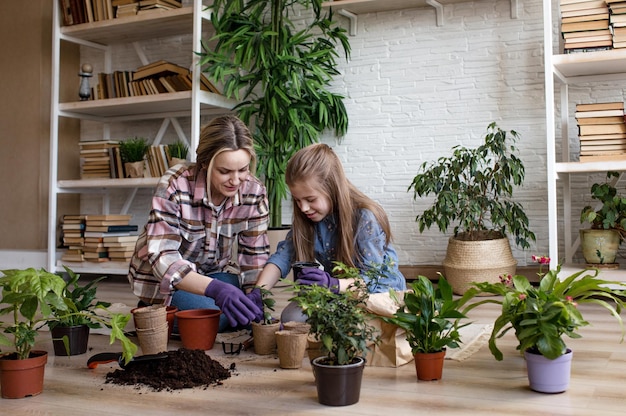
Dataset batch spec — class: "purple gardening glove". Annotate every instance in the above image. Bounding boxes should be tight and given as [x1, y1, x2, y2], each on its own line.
[204, 280, 262, 327]
[245, 287, 264, 322]
[296, 268, 340, 294]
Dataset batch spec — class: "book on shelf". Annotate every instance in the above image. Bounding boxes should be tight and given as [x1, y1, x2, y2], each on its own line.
[563, 28, 611, 38]
[574, 109, 625, 118]
[562, 7, 610, 18]
[562, 13, 610, 24]
[85, 224, 139, 232]
[103, 235, 139, 243]
[565, 45, 612, 53]
[85, 219, 133, 226]
[83, 251, 110, 260]
[575, 101, 624, 111]
[563, 33, 612, 42]
[576, 115, 626, 124]
[133, 60, 190, 81]
[84, 231, 137, 238]
[61, 249, 84, 262]
[561, 19, 609, 33]
[85, 214, 133, 222]
[560, 0, 608, 12]
[580, 142, 626, 152]
[82, 244, 107, 253]
[62, 222, 86, 230]
[578, 153, 626, 162]
[577, 132, 626, 140]
[564, 39, 613, 49]
[610, 13, 626, 24]
[579, 123, 626, 135]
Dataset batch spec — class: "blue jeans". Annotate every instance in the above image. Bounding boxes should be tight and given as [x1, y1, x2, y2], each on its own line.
[171, 272, 241, 333]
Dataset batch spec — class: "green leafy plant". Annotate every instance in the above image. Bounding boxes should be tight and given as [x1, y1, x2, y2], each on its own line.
[580, 171, 626, 241]
[167, 140, 189, 160]
[119, 137, 150, 163]
[286, 261, 379, 366]
[199, 0, 350, 227]
[469, 263, 625, 360]
[383, 275, 477, 354]
[408, 122, 536, 249]
[258, 286, 275, 325]
[0, 267, 137, 362]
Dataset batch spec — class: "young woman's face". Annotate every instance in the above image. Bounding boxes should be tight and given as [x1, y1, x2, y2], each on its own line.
[289, 179, 331, 222]
[208, 149, 251, 204]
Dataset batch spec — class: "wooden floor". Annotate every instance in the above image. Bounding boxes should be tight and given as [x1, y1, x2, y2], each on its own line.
[3, 275, 626, 415]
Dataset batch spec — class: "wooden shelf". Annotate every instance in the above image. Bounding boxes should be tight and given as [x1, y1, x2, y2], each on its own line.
[552, 49, 626, 82]
[321, 0, 469, 14]
[56, 260, 132, 276]
[60, 6, 203, 44]
[58, 177, 159, 190]
[555, 160, 626, 174]
[59, 91, 236, 120]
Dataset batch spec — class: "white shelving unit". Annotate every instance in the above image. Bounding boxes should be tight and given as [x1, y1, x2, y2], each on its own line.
[544, 2, 626, 269]
[48, 1, 236, 274]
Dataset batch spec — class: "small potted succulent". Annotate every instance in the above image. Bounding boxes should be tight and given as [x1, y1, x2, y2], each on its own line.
[119, 136, 150, 178]
[580, 171, 626, 266]
[469, 259, 625, 393]
[382, 274, 477, 381]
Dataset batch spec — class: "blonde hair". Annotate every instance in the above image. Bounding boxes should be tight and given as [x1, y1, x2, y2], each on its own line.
[286, 143, 392, 268]
[195, 115, 257, 180]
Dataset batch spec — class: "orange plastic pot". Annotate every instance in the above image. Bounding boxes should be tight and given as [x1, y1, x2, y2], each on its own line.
[0, 350, 48, 399]
[174, 308, 221, 350]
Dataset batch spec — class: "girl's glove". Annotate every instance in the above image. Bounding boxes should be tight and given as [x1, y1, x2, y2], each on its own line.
[296, 268, 340, 294]
[204, 280, 261, 327]
[245, 287, 264, 322]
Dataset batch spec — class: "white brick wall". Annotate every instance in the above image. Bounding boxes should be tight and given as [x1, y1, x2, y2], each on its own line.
[78, 0, 626, 270]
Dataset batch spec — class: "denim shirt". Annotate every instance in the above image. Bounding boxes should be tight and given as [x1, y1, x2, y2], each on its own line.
[267, 209, 406, 293]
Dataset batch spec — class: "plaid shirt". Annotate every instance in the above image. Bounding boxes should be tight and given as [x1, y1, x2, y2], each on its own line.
[128, 164, 270, 304]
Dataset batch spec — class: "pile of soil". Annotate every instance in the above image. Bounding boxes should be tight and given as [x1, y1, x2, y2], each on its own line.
[106, 348, 232, 392]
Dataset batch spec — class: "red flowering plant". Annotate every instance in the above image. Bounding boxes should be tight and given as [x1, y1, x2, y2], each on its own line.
[467, 256, 626, 360]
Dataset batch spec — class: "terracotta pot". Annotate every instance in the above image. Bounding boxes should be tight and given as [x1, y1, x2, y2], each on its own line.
[175, 308, 221, 350]
[413, 350, 446, 381]
[525, 349, 573, 393]
[311, 356, 366, 406]
[275, 330, 308, 369]
[0, 350, 48, 399]
[50, 324, 90, 356]
[166, 306, 178, 339]
[251, 320, 281, 355]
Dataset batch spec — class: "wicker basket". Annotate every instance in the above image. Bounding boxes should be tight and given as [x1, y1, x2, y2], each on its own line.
[442, 236, 517, 295]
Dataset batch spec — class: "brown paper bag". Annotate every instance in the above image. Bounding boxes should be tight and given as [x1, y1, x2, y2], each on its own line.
[364, 292, 413, 368]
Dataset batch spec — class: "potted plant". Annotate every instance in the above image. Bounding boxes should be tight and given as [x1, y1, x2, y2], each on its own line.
[119, 136, 150, 178]
[408, 122, 536, 294]
[0, 267, 137, 399]
[47, 266, 112, 356]
[199, 0, 350, 228]
[382, 275, 477, 381]
[288, 262, 379, 406]
[580, 171, 626, 267]
[250, 287, 280, 355]
[469, 260, 625, 393]
[166, 139, 189, 167]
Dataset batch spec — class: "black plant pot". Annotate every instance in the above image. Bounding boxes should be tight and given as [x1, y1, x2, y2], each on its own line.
[311, 356, 366, 406]
[50, 324, 90, 356]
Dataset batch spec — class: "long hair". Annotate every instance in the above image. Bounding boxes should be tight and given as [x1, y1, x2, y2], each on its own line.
[195, 115, 257, 181]
[285, 143, 392, 268]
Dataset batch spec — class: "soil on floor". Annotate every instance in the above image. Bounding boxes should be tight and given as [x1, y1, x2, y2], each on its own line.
[105, 348, 232, 392]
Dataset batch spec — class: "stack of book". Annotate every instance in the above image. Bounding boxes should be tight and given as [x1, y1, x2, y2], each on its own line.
[83, 214, 138, 262]
[104, 235, 139, 262]
[60, 215, 86, 262]
[79, 140, 121, 179]
[576, 101, 626, 161]
[561, 0, 612, 53]
[608, 0, 626, 47]
[115, 0, 139, 17]
[137, 0, 182, 15]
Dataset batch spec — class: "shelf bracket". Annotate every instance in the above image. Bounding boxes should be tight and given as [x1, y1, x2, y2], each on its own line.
[425, 0, 444, 27]
[510, 0, 518, 19]
[338, 9, 358, 36]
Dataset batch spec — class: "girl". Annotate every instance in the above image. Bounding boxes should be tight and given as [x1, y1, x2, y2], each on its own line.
[128, 115, 269, 331]
[254, 143, 406, 295]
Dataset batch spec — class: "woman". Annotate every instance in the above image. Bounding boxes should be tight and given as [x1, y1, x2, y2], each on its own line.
[254, 143, 406, 296]
[128, 115, 269, 331]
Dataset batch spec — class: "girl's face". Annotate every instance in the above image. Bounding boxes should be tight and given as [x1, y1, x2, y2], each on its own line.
[289, 179, 331, 222]
[208, 149, 251, 205]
